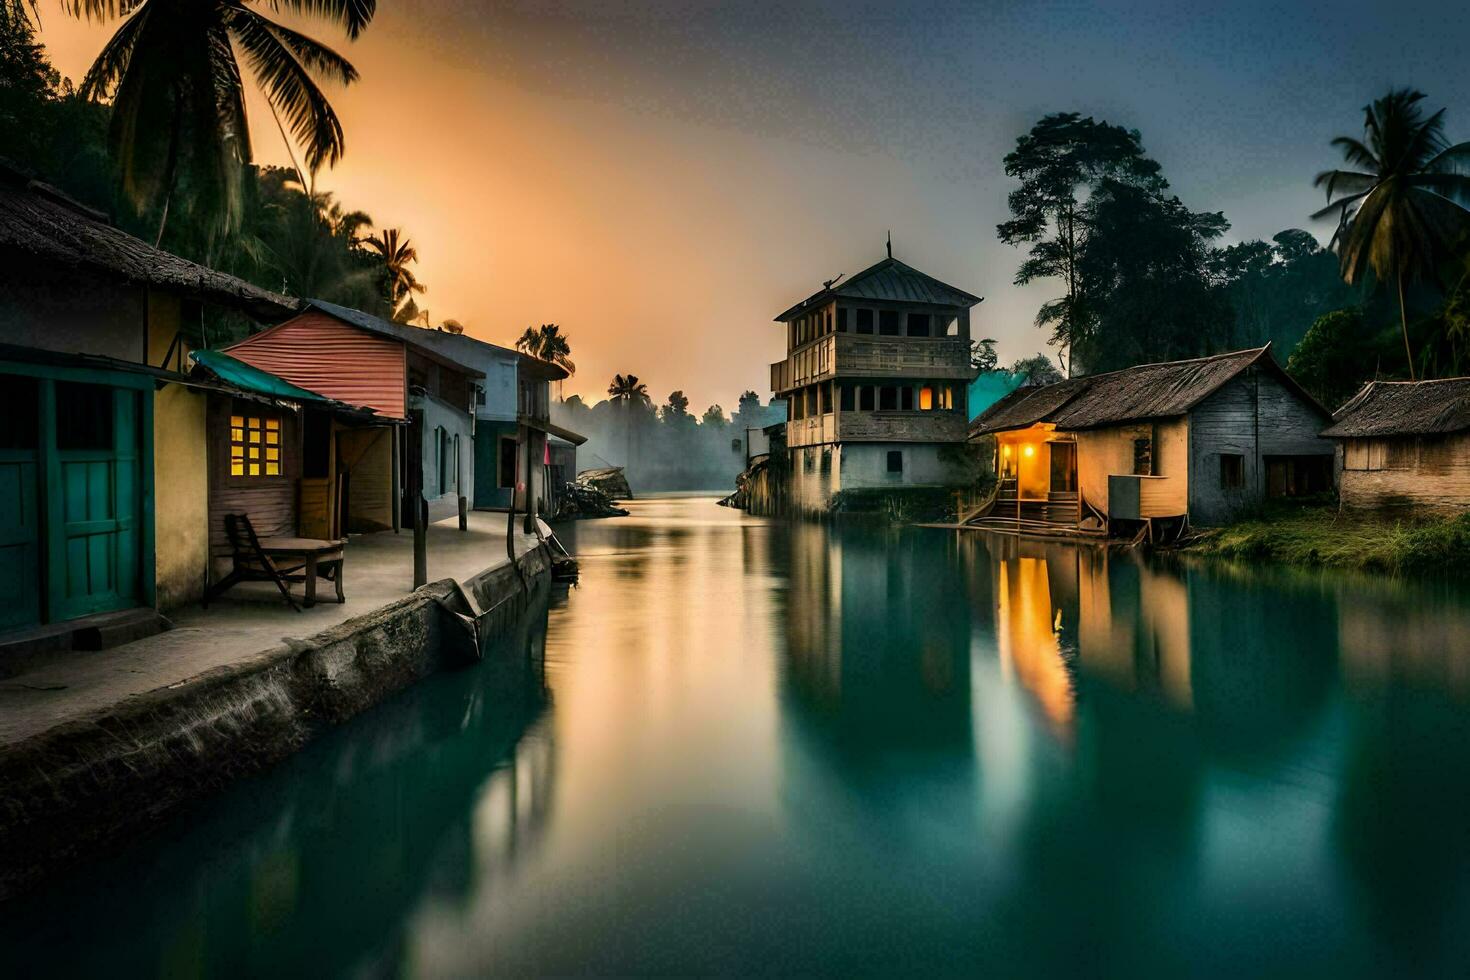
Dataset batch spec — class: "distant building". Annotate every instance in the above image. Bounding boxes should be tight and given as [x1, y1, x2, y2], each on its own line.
[1322, 378, 1470, 515]
[970, 346, 1334, 534]
[769, 251, 980, 513]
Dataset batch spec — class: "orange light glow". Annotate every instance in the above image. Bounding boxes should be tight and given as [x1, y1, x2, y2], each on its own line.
[1023, 445, 1035, 458]
[919, 386, 934, 410]
[1002, 445, 1012, 458]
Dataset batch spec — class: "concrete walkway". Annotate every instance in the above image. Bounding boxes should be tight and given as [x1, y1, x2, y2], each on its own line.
[0, 513, 542, 746]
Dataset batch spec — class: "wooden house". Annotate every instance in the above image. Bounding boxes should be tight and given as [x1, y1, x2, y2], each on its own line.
[224, 300, 484, 530]
[1321, 378, 1470, 515]
[0, 164, 295, 645]
[969, 346, 1334, 535]
[769, 249, 980, 514]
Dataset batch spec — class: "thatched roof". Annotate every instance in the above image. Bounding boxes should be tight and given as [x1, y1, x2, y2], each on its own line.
[970, 346, 1325, 435]
[1321, 379, 1470, 438]
[0, 162, 297, 322]
[775, 255, 981, 322]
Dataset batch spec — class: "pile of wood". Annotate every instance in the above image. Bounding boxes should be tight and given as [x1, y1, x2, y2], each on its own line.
[576, 466, 632, 499]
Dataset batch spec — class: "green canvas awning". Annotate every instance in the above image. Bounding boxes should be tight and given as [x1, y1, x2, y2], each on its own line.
[190, 349, 332, 403]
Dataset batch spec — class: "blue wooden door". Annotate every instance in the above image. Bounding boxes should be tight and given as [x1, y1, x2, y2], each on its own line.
[0, 375, 41, 630]
[46, 382, 142, 621]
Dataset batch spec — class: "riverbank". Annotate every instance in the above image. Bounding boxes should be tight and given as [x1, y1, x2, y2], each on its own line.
[1182, 504, 1470, 574]
[0, 514, 553, 902]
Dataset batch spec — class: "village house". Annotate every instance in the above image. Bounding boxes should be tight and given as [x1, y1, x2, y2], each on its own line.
[0, 164, 297, 643]
[1321, 378, 1470, 515]
[223, 300, 484, 530]
[770, 249, 980, 513]
[969, 345, 1334, 536]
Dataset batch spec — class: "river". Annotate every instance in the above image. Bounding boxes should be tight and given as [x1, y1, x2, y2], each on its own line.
[5, 496, 1470, 976]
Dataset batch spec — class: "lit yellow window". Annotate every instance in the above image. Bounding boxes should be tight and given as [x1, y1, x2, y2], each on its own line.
[918, 386, 934, 411]
[230, 414, 282, 477]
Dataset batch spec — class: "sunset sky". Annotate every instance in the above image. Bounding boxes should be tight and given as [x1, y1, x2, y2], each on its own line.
[35, 0, 1470, 411]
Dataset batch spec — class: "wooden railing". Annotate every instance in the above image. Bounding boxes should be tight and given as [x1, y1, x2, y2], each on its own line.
[772, 334, 970, 394]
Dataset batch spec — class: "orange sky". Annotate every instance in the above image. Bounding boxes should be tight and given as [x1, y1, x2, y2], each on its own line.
[37, 1, 1441, 411]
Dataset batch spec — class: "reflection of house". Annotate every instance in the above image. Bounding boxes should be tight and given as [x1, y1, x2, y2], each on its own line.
[0, 165, 296, 640]
[223, 300, 483, 528]
[970, 346, 1333, 534]
[769, 250, 979, 513]
[1322, 378, 1470, 516]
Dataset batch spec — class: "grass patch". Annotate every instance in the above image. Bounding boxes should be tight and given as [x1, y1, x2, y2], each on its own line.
[1185, 504, 1470, 574]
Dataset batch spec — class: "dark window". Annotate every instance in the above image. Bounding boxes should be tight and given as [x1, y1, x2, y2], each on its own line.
[803, 450, 815, 473]
[1132, 437, 1153, 476]
[0, 376, 38, 450]
[820, 448, 832, 474]
[856, 309, 874, 334]
[303, 411, 330, 479]
[859, 386, 875, 411]
[805, 387, 817, 416]
[879, 386, 898, 410]
[476, 388, 486, 406]
[901, 386, 914, 411]
[906, 313, 930, 337]
[56, 382, 114, 451]
[879, 310, 901, 336]
[837, 308, 849, 332]
[840, 384, 855, 412]
[825, 310, 833, 334]
[887, 450, 903, 473]
[498, 436, 518, 488]
[1265, 455, 1334, 497]
[1220, 453, 1244, 489]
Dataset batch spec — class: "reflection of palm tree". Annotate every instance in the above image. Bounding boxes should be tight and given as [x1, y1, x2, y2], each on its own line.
[361, 228, 426, 321]
[607, 374, 649, 468]
[67, 0, 372, 245]
[516, 324, 576, 398]
[1314, 88, 1470, 379]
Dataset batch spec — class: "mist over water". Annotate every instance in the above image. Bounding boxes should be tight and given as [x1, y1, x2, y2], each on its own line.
[6, 498, 1470, 976]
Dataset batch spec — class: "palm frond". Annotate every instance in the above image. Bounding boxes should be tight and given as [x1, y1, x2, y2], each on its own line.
[78, 3, 149, 100]
[61, 0, 147, 21]
[1329, 136, 1381, 173]
[271, 0, 376, 40]
[228, 6, 347, 170]
[1423, 140, 1470, 175]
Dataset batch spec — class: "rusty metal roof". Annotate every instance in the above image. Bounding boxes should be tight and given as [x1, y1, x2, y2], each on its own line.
[1321, 378, 1470, 438]
[774, 255, 981, 322]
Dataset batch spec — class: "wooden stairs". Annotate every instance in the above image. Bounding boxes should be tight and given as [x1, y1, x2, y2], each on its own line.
[964, 482, 1106, 539]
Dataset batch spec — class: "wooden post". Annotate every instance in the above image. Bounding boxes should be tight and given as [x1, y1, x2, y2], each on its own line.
[458, 494, 468, 531]
[413, 494, 427, 588]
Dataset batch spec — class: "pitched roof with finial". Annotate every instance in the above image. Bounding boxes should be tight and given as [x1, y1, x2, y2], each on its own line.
[773, 252, 982, 322]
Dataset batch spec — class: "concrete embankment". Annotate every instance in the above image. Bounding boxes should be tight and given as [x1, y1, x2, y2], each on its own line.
[0, 546, 551, 903]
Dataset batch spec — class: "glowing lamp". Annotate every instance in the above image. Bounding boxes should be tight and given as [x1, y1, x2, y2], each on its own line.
[1002, 445, 1012, 458]
[1023, 445, 1035, 458]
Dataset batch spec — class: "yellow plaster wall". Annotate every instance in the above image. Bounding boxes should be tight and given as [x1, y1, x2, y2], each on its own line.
[995, 427, 1056, 498]
[1074, 419, 1189, 516]
[145, 289, 184, 370]
[153, 383, 209, 609]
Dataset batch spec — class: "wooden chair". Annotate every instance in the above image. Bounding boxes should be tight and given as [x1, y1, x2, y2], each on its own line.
[206, 514, 345, 611]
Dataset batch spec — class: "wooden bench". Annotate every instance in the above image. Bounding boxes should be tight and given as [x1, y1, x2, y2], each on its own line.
[206, 514, 346, 611]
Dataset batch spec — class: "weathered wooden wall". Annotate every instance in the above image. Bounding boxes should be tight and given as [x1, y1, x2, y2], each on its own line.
[338, 426, 394, 532]
[1187, 368, 1334, 525]
[206, 396, 301, 572]
[1339, 432, 1470, 515]
[1075, 419, 1187, 517]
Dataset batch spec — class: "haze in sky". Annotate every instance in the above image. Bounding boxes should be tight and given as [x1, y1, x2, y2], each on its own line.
[35, 0, 1470, 411]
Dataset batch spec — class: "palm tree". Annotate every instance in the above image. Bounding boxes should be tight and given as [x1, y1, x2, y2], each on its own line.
[361, 228, 426, 320]
[516, 324, 576, 397]
[607, 374, 649, 468]
[67, 0, 373, 247]
[1314, 88, 1470, 379]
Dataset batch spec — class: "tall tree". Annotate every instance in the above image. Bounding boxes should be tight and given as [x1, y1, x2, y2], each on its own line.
[66, 0, 372, 247]
[516, 324, 576, 398]
[702, 404, 727, 427]
[1010, 354, 1064, 387]
[361, 228, 425, 320]
[1210, 229, 1356, 356]
[997, 112, 1164, 375]
[607, 373, 650, 468]
[1313, 88, 1470, 379]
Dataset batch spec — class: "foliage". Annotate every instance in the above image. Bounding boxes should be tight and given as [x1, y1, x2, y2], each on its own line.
[1286, 309, 1398, 410]
[1188, 504, 1470, 575]
[1210, 229, 1358, 354]
[361, 228, 425, 321]
[606, 374, 651, 405]
[1010, 353, 1064, 386]
[702, 404, 727, 427]
[661, 389, 691, 423]
[1313, 88, 1470, 378]
[515, 324, 576, 376]
[65, 0, 374, 245]
[970, 337, 998, 372]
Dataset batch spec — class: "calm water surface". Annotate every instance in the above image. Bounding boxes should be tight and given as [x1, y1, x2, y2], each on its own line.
[7, 496, 1470, 976]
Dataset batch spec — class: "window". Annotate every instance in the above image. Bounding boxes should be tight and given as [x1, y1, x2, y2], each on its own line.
[918, 386, 934, 411]
[476, 387, 486, 406]
[498, 436, 518, 488]
[0, 376, 37, 450]
[1220, 453, 1244, 489]
[837, 308, 849, 332]
[805, 387, 817, 417]
[941, 316, 960, 336]
[879, 386, 898, 410]
[887, 450, 904, 473]
[803, 450, 815, 473]
[859, 386, 875, 411]
[840, 384, 855, 412]
[820, 448, 832, 474]
[1132, 437, 1153, 476]
[906, 313, 930, 337]
[825, 309, 833, 334]
[856, 309, 874, 335]
[818, 382, 832, 414]
[230, 414, 282, 477]
[57, 382, 114, 451]
[879, 310, 901, 336]
[901, 386, 914, 410]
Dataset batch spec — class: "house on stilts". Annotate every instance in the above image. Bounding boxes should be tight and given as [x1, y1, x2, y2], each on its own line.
[967, 346, 1335, 538]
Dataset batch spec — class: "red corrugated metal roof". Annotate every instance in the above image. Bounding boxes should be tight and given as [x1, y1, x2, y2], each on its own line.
[224, 310, 408, 419]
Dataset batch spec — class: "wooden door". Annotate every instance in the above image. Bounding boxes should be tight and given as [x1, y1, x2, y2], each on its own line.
[47, 383, 142, 621]
[1049, 442, 1076, 492]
